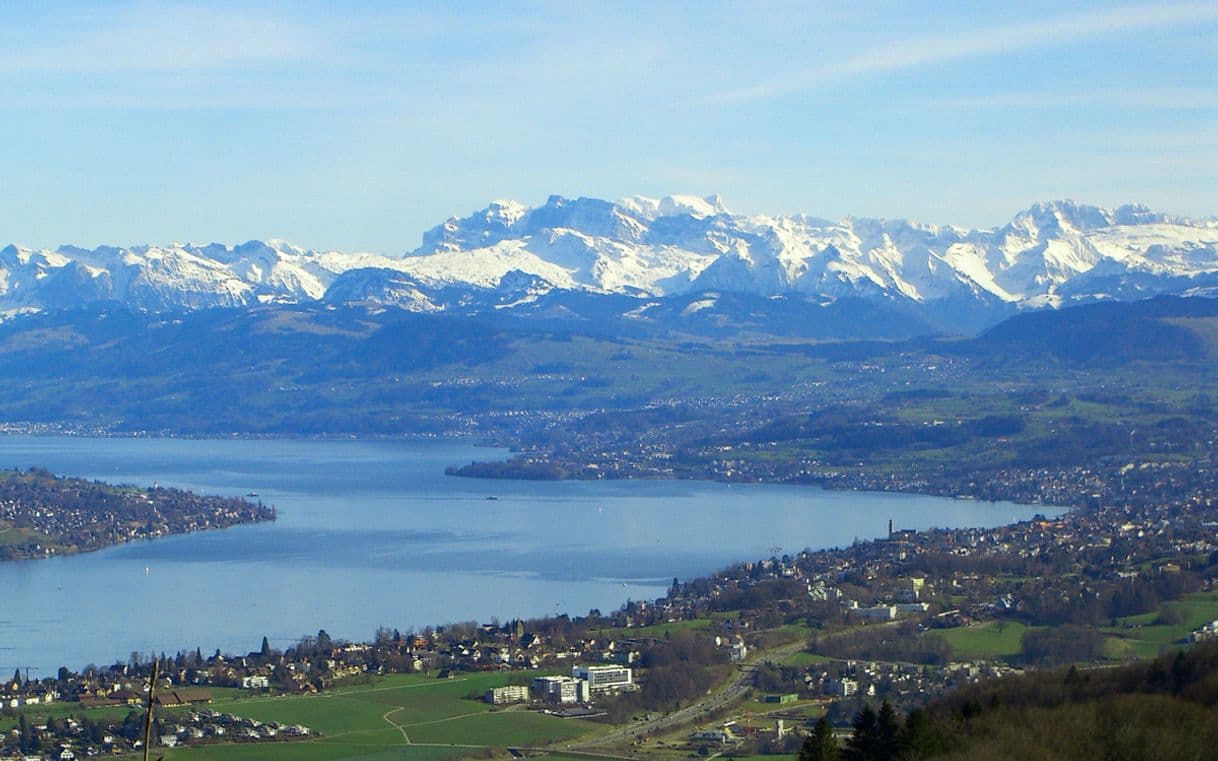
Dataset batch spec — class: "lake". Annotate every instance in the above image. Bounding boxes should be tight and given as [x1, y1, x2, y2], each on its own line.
[0, 436, 1053, 675]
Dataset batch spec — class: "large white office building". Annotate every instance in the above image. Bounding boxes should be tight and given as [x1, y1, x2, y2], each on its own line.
[572, 665, 633, 693]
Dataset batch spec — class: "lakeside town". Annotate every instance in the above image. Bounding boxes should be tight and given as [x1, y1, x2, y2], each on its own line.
[0, 468, 274, 561]
[5, 448, 1218, 758]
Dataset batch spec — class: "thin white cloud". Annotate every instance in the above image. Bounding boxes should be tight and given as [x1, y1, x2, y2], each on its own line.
[933, 87, 1218, 110]
[702, 2, 1218, 104]
[0, 4, 317, 73]
[1099, 127, 1218, 148]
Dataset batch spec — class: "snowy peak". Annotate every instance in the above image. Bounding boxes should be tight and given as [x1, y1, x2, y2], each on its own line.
[1014, 200, 1114, 234]
[2, 198, 1215, 334]
[0, 239, 398, 312]
[418, 200, 530, 255]
[416, 195, 732, 257]
[620, 194, 730, 220]
[322, 268, 440, 312]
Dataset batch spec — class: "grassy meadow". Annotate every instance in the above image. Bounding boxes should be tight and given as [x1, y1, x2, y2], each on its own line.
[155, 672, 599, 761]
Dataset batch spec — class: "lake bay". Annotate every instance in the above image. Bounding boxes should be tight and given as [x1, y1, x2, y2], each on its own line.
[0, 436, 1053, 675]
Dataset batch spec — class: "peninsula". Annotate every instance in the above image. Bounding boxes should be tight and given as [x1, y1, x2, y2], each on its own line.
[0, 468, 274, 561]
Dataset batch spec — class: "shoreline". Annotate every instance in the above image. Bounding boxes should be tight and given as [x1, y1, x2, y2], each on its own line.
[1, 427, 1077, 510]
[0, 436, 1059, 676]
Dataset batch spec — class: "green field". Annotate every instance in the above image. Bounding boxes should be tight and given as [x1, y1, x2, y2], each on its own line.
[162, 743, 466, 761]
[0, 521, 44, 547]
[1103, 592, 1218, 659]
[741, 697, 822, 720]
[939, 621, 1032, 660]
[779, 651, 831, 667]
[540, 755, 653, 761]
[936, 594, 1218, 663]
[0, 700, 133, 733]
[0, 672, 601, 761]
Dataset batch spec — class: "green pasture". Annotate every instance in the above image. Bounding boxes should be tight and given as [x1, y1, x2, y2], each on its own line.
[772, 622, 814, 639]
[155, 671, 599, 761]
[939, 621, 1031, 660]
[779, 651, 830, 667]
[162, 742, 467, 761]
[0, 700, 132, 732]
[1104, 592, 1218, 659]
[0, 523, 45, 546]
[740, 697, 820, 720]
[0, 672, 604, 760]
[541, 755, 654, 761]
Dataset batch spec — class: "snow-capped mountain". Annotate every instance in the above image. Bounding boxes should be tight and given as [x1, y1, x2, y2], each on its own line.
[332, 195, 1218, 324]
[0, 239, 400, 315]
[3, 196, 1216, 333]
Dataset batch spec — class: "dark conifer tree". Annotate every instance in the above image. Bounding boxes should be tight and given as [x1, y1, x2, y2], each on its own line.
[901, 708, 939, 760]
[876, 700, 901, 760]
[17, 715, 30, 753]
[844, 704, 878, 761]
[799, 716, 839, 761]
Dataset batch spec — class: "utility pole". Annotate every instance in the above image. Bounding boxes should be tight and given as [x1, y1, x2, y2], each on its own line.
[142, 659, 160, 761]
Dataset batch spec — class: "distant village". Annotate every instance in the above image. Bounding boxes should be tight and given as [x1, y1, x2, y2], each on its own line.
[0, 468, 273, 561]
[6, 450, 1218, 757]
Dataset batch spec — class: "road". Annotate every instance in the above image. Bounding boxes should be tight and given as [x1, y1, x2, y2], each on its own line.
[570, 638, 807, 749]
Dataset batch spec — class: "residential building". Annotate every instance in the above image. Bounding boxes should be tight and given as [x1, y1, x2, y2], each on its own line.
[485, 685, 530, 704]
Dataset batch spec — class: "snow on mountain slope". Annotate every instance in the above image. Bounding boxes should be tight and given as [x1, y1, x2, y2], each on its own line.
[1, 197, 1215, 329]
[0, 241, 404, 312]
[321, 268, 442, 312]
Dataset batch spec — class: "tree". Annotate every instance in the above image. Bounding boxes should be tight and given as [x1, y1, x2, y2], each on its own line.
[876, 700, 901, 760]
[900, 708, 939, 760]
[17, 714, 41, 754]
[799, 716, 839, 761]
[844, 704, 878, 761]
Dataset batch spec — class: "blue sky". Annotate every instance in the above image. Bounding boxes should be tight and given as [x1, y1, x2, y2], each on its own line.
[1, 1, 1215, 253]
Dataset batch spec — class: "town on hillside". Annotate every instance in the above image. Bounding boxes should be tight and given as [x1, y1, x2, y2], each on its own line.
[5, 452, 1218, 757]
[0, 468, 274, 561]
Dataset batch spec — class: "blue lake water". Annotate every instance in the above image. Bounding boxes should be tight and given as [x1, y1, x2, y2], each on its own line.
[0, 436, 1052, 675]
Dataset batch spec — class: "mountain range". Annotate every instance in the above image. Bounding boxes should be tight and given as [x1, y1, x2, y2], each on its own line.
[4, 196, 1216, 336]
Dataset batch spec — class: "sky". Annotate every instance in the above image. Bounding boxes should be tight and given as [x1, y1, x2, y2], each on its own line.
[1, 0, 1215, 254]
